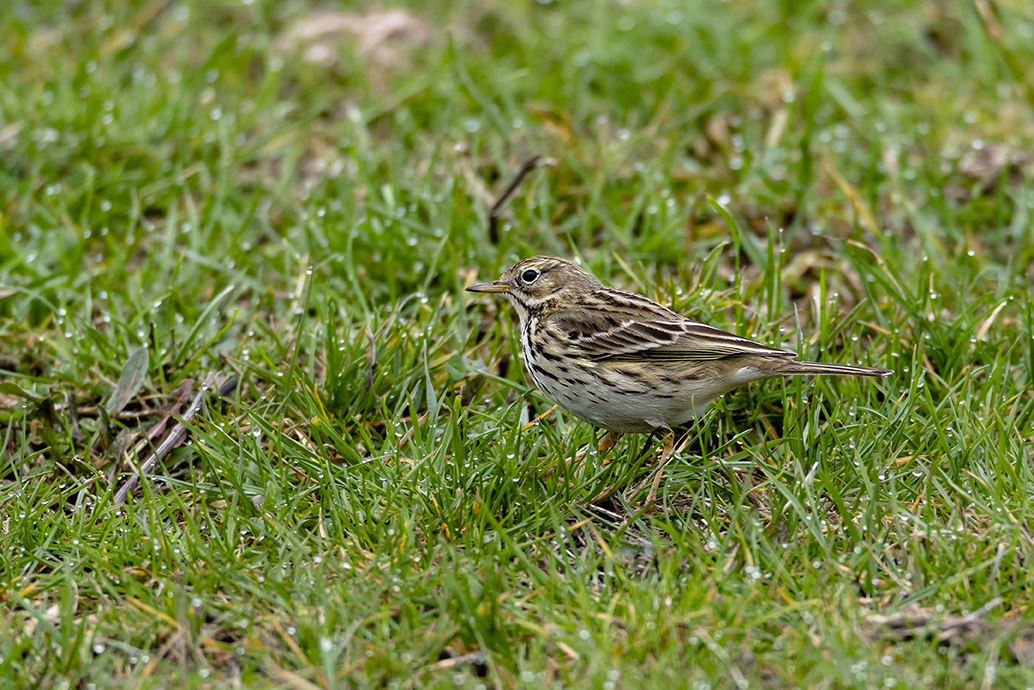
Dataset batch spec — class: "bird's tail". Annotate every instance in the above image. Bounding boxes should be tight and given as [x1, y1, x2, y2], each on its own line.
[773, 359, 892, 378]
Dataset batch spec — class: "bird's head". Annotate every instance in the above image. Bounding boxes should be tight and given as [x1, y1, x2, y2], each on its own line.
[465, 256, 599, 318]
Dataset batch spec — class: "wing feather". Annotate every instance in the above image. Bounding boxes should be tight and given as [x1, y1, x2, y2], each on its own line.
[548, 291, 795, 362]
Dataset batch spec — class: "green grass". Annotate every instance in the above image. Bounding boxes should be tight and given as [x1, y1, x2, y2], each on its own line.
[2, 0, 1034, 687]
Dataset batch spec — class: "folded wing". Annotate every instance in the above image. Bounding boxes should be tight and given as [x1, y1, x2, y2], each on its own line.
[551, 298, 795, 362]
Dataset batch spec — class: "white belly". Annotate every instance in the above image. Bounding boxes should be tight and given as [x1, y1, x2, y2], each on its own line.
[527, 358, 763, 433]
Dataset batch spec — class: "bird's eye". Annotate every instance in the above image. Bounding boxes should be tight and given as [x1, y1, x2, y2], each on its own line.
[521, 269, 540, 284]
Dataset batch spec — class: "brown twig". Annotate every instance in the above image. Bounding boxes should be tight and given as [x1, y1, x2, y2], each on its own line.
[865, 596, 1003, 642]
[113, 374, 240, 504]
[488, 155, 555, 243]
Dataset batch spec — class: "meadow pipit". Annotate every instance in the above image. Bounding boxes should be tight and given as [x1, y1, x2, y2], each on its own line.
[467, 256, 891, 503]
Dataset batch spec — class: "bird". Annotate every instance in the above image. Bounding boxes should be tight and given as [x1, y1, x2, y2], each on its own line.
[466, 256, 892, 504]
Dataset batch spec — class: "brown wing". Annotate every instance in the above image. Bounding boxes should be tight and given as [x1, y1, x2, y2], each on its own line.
[548, 290, 795, 362]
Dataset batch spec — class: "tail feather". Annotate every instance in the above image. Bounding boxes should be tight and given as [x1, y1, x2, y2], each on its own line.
[774, 359, 892, 378]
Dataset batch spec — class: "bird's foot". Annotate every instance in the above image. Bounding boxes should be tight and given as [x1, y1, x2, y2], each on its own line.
[598, 430, 622, 452]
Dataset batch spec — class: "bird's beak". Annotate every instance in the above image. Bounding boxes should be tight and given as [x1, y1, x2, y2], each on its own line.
[465, 280, 513, 294]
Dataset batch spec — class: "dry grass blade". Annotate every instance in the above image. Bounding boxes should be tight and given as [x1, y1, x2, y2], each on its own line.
[419, 651, 487, 673]
[104, 346, 149, 417]
[362, 327, 377, 398]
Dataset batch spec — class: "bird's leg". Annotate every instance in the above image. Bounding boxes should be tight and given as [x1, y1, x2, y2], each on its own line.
[647, 429, 694, 503]
[634, 428, 662, 463]
[645, 433, 676, 504]
[628, 423, 679, 504]
[598, 430, 622, 452]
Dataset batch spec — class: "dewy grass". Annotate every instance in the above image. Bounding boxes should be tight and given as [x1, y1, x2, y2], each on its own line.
[2, 0, 1034, 687]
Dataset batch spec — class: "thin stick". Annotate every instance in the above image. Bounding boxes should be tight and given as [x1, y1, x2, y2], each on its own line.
[488, 155, 554, 241]
[113, 374, 239, 504]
